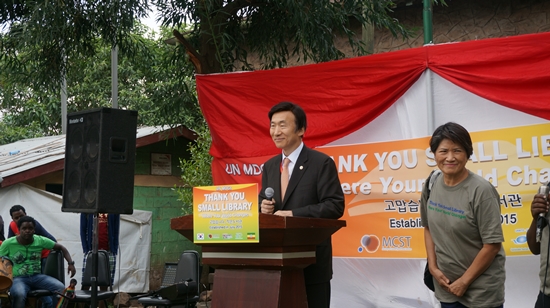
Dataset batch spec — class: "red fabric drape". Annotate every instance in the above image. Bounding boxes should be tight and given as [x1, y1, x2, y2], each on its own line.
[428, 32, 550, 118]
[196, 32, 550, 184]
[197, 48, 426, 159]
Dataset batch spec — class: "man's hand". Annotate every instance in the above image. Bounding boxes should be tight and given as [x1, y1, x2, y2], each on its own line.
[261, 199, 275, 214]
[531, 194, 549, 219]
[68, 264, 76, 277]
[527, 193, 548, 254]
[274, 210, 293, 217]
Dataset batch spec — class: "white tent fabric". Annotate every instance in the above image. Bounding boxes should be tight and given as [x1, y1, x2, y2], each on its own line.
[328, 71, 547, 147]
[327, 72, 544, 307]
[0, 183, 151, 292]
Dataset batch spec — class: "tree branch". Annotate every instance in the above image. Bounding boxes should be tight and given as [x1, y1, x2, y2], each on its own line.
[173, 29, 204, 74]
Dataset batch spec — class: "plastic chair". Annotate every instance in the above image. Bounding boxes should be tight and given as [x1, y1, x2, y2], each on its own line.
[68, 250, 114, 307]
[27, 250, 65, 306]
[138, 250, 200, 308]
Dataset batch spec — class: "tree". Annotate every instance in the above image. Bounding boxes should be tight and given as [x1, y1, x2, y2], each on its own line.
[1, 1, 410, 79]
[0, 0, 150, 86]
[156, 0, 410, 73]
[0, 26, 201, 140]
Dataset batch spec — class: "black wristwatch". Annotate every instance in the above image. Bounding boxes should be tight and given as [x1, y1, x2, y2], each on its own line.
[68, 261, 75, 265]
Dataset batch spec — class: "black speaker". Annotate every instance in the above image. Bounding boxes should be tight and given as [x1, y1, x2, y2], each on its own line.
[62, 107, 138, 214]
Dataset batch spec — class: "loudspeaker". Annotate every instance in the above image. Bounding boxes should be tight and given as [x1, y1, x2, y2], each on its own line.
[62, 107, 138, 214]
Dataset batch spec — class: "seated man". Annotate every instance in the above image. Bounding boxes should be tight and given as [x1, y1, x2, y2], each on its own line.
[8, 205, 57, 270]
[0, 216, 76, 308]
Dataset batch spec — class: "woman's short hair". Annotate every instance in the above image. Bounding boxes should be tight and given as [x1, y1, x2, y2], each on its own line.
[429, 122, 473, 158]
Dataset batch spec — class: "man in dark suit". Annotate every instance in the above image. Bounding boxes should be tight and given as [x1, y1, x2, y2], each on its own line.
[259, 101, 345, 308]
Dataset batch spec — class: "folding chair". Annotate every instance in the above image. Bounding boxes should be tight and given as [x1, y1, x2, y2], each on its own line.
[27, 250, 65, 306]
[138, 250, 200, 308]
[68, 250, 114, 307]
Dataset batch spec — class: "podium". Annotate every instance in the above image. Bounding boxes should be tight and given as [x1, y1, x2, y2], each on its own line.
[171, 213, 346, 308]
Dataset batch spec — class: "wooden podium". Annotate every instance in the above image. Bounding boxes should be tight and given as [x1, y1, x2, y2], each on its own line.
[171, 214, 346, 308]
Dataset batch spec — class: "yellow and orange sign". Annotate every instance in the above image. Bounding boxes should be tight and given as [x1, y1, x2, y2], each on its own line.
[318, 123, 550, 258]
[193, 183, 259, 243]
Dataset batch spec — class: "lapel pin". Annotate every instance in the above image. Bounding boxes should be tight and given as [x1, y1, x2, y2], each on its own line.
[300, 166, 303, 170]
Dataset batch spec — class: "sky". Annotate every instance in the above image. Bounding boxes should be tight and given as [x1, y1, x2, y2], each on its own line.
[141, 6, 161, 32]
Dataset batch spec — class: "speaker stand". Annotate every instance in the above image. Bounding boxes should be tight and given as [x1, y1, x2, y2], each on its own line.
[90, 214, 99, 308]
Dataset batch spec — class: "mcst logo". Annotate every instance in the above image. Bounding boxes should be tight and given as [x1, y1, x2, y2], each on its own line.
[381, 236, 412, 251]
[357, 234, 413, 253]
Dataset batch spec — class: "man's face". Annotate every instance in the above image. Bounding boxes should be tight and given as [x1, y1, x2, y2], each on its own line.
[270, 111, 304, 155]
[19, 222, 35, 240]
[11, 210, 26, 224]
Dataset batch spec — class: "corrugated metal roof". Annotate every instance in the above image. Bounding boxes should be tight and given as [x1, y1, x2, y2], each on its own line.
[0, 135, 66, 178]
[0, 125, 196, 185]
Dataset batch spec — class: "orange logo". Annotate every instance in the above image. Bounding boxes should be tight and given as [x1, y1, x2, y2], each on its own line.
[360, 234, 380, 253]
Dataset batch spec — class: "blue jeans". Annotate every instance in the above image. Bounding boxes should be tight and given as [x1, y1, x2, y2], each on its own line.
[10, 274, 64, 308]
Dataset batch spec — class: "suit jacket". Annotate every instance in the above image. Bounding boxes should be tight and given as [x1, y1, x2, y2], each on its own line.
[260, 146, 345, 284]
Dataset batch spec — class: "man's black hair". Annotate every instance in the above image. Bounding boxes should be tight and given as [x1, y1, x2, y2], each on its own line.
[9, 205, 26, 218]
[17, 215, 36, 230]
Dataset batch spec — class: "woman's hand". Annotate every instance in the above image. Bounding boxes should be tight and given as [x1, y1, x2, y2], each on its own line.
[448, 277, 468, 297]
[433, 268, 452, 292]
[449, 243, 501, 297]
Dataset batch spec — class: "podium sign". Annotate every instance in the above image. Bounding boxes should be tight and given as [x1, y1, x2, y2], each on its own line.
[193, 184, 259, 243]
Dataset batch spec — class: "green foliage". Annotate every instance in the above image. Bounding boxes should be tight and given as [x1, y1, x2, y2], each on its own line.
[175, 121, 213, 215]
[0, 24, 200, 135]
[156, 0, 411, 73]
[0, 119, 44, 145]
[0, 0, 150, 87]
[125, 30, 202, 130]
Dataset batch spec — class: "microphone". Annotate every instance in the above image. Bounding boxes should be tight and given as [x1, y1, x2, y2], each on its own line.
[265, 187, 274, 200]
[536, 185, 550, 242]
